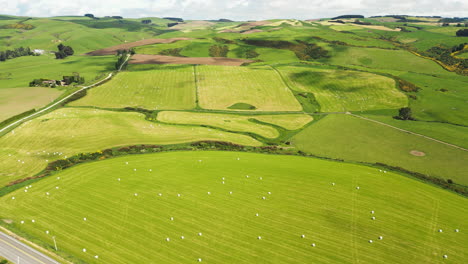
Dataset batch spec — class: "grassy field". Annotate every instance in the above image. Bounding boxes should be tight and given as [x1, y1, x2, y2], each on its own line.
[292, 114, 468, 185]
[277, 66, 407, 112]
[324, 46, 451, 76]
[398, 72, 468, 126]
[0, 54, 115, 88]
[1, 151, 466, 263]
[157, 112, 313, 139]
[251, 114, 313, 130]
[157, 111, 280, 138]
[0, 17, 161, 54]
[0, 108, 261, 187]
[0, 87, 61, 122]
[196, 66, 302, 111]
[71, 65, 197, 110]
[359, 114, 468, 149]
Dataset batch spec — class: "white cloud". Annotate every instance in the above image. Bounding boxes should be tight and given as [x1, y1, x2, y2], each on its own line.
[0, 0, 466, 20]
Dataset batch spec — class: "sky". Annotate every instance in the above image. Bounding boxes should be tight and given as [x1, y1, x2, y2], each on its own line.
[1, 0, 467, 20]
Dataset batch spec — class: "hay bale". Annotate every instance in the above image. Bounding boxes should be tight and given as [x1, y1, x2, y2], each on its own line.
[311, 243, 316, 247]
[369, 240, 373, 243]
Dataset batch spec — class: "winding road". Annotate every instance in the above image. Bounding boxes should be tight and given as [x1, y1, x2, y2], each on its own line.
[0, 232, 59, 264]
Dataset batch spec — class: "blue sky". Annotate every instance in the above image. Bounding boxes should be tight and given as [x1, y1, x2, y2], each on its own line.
[2, 0, 467, 20]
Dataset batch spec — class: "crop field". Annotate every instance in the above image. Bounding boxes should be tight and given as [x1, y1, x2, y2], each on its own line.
[277, 66, 407, 112]
[0, 55, 115, 88]
[0, 87, 61, 122]
[196, 66, 302, 111]
[0, 108, 261, 187]
[292, 114, 468, 185]
[1, 152, 466, 263]
[71, 65, 197, 110]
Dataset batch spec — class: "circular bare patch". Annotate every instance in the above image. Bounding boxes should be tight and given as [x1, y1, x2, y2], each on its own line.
[410, 150, 426, 157]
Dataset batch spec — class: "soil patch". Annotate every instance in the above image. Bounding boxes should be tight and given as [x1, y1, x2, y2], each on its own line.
[410, 150, 426, 157]
[129, 54, 253, 66]
[2, 219, 13, 224]
[86, 38, 192, 56]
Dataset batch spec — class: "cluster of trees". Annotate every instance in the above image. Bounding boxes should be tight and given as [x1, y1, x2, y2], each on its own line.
[84, 14, 94, 18]
[115, 50, 130, 70]
[353, 20, 372, 25]
[141, 19, 152, 24]
[116, 49, 135, 56]
[443, 23, 468, 27]
[456, 29, 468, 36]
[55, 44, 74, 59]
[331, 15, 364, 19]
[0, 23, 35, 30]
[164, 17, 184, 22]
[0, 46, 34, 62]
[213, 37, 236, 44]
[440, 17, 467, 23]
[209, 45, 229, 57]
[236, 47, 259, 59]
[160, 48, 184, 57]
[167, 23, 179, 27]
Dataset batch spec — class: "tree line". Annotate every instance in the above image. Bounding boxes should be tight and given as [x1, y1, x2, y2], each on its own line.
[0, 46, 35, 62]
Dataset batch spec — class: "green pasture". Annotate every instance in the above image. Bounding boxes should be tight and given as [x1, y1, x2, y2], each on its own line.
[292, 114, 468, 185]
[0, 54, 115, 88]
[1, 152, 466, 263]
[277, 66, 407, 112]
[324, 46, 450, 75]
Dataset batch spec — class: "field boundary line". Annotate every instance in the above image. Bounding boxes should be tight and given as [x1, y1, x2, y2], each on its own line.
[348, 113, 468, 152]
[0, 55, 130, 134]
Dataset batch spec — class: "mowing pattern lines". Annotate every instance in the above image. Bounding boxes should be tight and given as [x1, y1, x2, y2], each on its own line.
[277, 66, 407, 112]
[1, 152, 466, 264]
[196, 66, 303, 111]
[71, 65, 197, 110]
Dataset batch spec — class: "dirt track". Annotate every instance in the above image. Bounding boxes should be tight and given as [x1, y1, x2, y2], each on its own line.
[86, 38, 192, 56]
[129, 54, 253, 66]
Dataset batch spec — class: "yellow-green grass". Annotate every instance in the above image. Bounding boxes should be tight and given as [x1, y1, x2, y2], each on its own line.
[292, 114, 468, 185]
[277, 66, 407, 112]
[0, 108, 261, 187]
[1, 151, 466, 263]
[0, 87, 61, 122]
[157, 111, 279, 138]
[0, 55, 115, 88]
[71, 65, 196, 110]
[325, 47, 450, 76]
[196, 66, 302, 111]
[252, 114, 313, 130]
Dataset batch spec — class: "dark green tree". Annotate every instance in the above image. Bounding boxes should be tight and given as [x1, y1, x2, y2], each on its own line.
[395, 107, 414, 120]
